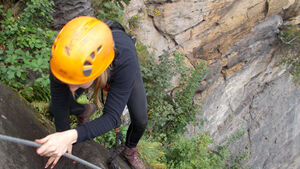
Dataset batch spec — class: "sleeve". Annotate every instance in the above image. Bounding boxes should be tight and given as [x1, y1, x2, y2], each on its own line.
[75, 48, 138, 143]
[49, 72, 72, 131]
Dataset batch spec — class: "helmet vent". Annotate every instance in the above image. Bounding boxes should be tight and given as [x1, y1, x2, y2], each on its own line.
[90, 52, 95, 59]
[53, 37, 59, 50]
[65, 46, 70, 56]
[84, 60, 92, 65]
[97, 45, 102, 53]
[83, 68, 92, 76]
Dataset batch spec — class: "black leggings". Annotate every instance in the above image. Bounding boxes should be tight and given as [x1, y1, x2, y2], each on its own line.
[69, 70, 148, 148]
[125, 70, 148, 148]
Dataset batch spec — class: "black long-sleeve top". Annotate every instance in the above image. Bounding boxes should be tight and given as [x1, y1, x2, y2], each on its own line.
[49, 31, 139, 143]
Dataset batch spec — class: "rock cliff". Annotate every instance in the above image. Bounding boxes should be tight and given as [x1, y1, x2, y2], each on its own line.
[125, 0, 299, 168]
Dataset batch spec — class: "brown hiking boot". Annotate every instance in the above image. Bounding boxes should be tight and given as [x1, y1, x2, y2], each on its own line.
[77, 103, 96, 125]
[122, 146, 146, 169]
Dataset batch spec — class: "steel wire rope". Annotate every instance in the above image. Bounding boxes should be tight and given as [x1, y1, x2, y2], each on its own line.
[0, 134, 102, 169]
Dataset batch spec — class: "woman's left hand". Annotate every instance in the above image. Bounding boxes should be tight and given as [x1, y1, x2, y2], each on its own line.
[35, 129, 78, 169]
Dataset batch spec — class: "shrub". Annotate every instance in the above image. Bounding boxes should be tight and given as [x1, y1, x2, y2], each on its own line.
[96, 2, 124, 23]
[128, 15, 141, 29]
[91, 0, 130, 10]
[0, 0, 56, 102]
[93, 125, 128, 148]
[167, 134, 224, 169]
[166, 130, 247, 169]
[278, 25, 300, 83]
[138, 138, 167, 169]
[140, 48, 207, 142]
[278, 25, 300, 45]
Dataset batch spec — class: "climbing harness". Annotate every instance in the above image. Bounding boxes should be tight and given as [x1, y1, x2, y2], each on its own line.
[101, 88, 124, 169]
[107, 128, 125, 169]
[101, 87, 125, 169]
[0, 134, 102, 169]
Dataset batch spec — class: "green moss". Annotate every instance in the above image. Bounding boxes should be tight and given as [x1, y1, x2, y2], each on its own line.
[278, 25, 300, 83]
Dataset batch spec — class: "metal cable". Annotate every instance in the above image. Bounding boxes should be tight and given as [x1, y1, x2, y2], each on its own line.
[0, 134, 102, 169]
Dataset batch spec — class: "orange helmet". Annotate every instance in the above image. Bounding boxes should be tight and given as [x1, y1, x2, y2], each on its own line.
[50, 16, 114, 84]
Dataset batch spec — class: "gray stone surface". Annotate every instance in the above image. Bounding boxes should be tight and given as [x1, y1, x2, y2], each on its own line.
[187, 15, 300, 168]
[50, 0, 94, 30]
[152, 1, 210, 36]
[241, 73, 300, 169]
[0, 82, 130, 169]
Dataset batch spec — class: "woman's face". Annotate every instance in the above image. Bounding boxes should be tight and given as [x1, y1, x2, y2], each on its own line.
[68, 80, 94, 92]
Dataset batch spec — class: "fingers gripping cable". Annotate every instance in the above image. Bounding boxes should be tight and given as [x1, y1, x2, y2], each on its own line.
[0, 134, 102, 169]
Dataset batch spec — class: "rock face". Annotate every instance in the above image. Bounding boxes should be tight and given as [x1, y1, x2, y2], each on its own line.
[0, 82, 130, 169]
[125, 0, 296, 60]
[50, 0, 94, 30]
[124, 0, 299, 168]
[188, 15, 300, 168]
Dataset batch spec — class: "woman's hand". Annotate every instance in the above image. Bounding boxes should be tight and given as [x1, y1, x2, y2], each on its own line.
[35, 129, 78, 169]
[42, 144, 73, 169]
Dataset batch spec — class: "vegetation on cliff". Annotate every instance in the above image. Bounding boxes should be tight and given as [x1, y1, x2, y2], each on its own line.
[278, 25, 300, 83]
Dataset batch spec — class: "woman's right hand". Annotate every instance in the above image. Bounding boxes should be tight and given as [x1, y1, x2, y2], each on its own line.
[35, 129, 78, 168]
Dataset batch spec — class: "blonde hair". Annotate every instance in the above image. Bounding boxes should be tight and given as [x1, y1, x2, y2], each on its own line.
[92, 67, 110, 108]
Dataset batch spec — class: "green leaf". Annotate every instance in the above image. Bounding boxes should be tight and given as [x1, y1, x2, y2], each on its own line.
[7, 71, 15, 79]
[16, 71, 21, 78]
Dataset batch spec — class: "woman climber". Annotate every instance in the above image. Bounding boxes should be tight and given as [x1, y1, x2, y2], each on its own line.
[35, 16, 148, 169]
